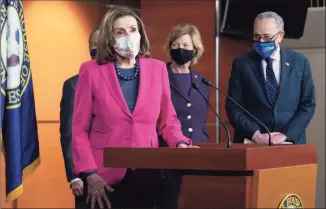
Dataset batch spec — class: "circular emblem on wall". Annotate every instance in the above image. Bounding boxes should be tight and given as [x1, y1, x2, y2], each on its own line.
[279, 194, 304, 208]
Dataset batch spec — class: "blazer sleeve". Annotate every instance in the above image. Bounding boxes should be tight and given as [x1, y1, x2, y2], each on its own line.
[281, 57, 316, 143]
[157, 63, 192, 147]
[59, 79, 77, 182]
[225, 59, 260, 139]
[72, 65, 97, 174]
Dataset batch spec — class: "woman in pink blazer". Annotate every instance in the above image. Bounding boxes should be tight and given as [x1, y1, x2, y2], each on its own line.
[72, 6, 194, 209]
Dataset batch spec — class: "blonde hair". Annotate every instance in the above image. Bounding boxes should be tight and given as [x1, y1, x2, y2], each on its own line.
[165, 24, 204, 65]
[96, 6, 150, 64]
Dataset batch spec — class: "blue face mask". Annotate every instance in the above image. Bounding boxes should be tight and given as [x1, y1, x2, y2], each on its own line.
[252, 41, 276, 59]
[90, 48, 97, 59]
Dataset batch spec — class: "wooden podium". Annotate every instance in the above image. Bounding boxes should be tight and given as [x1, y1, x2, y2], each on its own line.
[104, 143, 317, 208]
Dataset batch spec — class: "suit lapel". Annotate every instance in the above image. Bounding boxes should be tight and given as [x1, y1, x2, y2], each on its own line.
[166, 63, 189, 101]
[275, 48, 291, 108]
[188, 70, 199, 98]
[99, 63, 132, 117]
[249, 52, 273, 108]
[132, 58, 151, 116]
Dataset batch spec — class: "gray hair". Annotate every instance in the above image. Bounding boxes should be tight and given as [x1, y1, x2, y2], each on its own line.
[255, 11, 284, 32]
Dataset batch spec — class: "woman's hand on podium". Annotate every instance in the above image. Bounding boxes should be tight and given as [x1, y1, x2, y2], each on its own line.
[86, 173, 115, 209]
[177, 143, 200, 148]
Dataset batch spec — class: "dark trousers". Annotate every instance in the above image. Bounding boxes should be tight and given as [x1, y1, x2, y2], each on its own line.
[75, 195, 86, 209]
[156, 169, 182, 209]
[76, 169, 162, 209]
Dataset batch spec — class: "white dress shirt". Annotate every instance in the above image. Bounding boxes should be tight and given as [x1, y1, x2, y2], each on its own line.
[261, 47, 281, 85]
[70, 178, 81, 184]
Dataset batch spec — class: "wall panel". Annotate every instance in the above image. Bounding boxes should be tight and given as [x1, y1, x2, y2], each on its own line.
[218, 36, 251, 142]
[23, 1, 107, 121]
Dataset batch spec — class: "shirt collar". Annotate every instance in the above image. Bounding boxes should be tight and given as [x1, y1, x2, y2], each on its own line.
[270, 46, 280, 61]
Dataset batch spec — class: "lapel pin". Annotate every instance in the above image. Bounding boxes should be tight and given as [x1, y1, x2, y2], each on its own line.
[285, 62, 290, 66]
[194, 75, 198, 79]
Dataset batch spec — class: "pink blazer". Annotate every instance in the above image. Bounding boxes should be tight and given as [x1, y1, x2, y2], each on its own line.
[72, 57, 191, 185]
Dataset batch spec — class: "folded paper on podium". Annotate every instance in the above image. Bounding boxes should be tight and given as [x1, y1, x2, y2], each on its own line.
[104, 143, 317, 208]
[244, 138, 294, 144]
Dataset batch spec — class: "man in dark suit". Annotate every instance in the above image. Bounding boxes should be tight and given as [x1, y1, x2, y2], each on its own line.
[226, 11, 316, 145]
[59, 26, 99, 201]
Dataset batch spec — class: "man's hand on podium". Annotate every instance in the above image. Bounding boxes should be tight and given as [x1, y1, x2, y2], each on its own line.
[250, 131, 291, 145]
[252, 131, 270, 144]
[252, 131, 279, 144]
[271, 132, 287, 144]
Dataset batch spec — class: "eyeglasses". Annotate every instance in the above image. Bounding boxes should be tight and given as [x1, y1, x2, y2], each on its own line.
[253, 31, 282, 42]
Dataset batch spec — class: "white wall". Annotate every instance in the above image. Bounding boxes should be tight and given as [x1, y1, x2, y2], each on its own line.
[299, 48, 325, 209]
[283, 7, 325, 208]
[283, 7, 325, 49]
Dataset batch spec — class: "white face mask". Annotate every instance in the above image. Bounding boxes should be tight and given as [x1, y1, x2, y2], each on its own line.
[113, 32, 141, 59]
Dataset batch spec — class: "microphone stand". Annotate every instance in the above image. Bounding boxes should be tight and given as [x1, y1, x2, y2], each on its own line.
[202, 78, 272, 146]
[192, 82, 232, 148]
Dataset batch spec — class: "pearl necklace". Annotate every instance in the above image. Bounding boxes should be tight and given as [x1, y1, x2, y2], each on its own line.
[114, 57, 140, 81]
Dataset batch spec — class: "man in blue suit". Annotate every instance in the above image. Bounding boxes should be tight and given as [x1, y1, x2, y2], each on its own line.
[226, 11, 316, 145]
[59, 26, 99, 204]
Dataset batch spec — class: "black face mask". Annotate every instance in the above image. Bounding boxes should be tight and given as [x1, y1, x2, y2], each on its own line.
[90, 49, 97, 59]
[170, 48, 194, 65]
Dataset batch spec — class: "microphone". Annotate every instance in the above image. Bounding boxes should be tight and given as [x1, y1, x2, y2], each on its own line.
[201, 78, 272, 146]
[191, 80, 232, 148]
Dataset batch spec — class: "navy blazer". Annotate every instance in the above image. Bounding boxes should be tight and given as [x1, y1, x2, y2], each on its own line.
[59, 74, 78, 182]
[226, 47, 316, 144]
[160, 63, 210, 145]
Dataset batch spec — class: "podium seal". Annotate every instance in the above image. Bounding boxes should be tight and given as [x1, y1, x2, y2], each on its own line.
[279, 194, 303, 208]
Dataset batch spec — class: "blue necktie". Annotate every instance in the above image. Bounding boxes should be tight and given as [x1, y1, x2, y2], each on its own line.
[265, 57, 279, 105]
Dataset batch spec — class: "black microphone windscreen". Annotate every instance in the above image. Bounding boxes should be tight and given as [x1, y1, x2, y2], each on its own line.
[201, 78, 210, 85]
